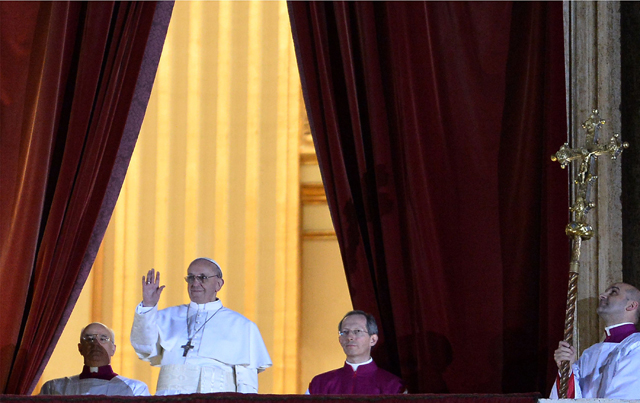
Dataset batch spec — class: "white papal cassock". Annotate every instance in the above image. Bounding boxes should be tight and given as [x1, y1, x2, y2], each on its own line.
[131, 299, 272, 395]
[550, 331, 640, 399]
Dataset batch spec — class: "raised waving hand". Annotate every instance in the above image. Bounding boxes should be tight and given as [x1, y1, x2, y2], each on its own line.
[142, 268, 165, 307]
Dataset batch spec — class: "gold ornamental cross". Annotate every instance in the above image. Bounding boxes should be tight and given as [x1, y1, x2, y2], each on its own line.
[550, 109, 628, 398]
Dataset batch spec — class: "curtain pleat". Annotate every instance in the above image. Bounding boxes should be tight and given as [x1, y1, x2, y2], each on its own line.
[0, 1, 169, 394]
[288, 1, 568, 393]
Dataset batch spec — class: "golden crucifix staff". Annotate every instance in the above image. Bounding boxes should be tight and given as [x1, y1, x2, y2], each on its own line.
[551, 109, 628, 398]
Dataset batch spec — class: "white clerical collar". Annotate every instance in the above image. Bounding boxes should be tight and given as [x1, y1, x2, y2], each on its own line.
[346, 357, 372, 371]
[189, 299, 222, 312]
[605, 322, 635, 336]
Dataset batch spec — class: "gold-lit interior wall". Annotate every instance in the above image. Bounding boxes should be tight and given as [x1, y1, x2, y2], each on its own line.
[298, 131, 354, 392]
[37, 0, 353, 395]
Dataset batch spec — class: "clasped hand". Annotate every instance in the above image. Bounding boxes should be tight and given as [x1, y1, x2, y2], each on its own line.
[554, 340, 577, 369]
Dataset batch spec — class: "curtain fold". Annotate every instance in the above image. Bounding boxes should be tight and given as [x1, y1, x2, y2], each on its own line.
[497, 3, 568, 393]
[0, 1, 170, 394]
[288, 1, 568, 394]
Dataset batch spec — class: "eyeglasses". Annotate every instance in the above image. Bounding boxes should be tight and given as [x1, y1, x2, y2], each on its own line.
[339, 329, 369, 338]
[82, 334, 112, 343]
[184, 274, 219, 284]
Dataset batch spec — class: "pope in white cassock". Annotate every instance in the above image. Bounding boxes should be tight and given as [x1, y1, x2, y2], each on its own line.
[551, 282, 640, 399]
[130, 257, 272, 395]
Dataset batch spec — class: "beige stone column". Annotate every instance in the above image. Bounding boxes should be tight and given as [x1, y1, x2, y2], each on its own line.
[564, 1, 623, 352]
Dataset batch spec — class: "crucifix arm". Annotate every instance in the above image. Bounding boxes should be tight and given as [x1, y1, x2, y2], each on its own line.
[551, 143, 585, 169]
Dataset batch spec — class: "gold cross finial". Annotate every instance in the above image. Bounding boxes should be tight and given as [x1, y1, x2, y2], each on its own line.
[551, 109, 628, 398]
[551, 109, 628, 236]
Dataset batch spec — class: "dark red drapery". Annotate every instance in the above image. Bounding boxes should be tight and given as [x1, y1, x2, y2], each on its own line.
[0, 1, 171, 394]
[289, 1, 568, 394]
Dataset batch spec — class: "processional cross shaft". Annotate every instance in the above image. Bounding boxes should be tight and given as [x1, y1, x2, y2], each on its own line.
[551, 109, 628, 398]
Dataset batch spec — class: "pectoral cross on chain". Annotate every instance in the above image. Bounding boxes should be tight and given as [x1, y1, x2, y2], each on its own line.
[551, 109, 628, 398]
[181, 339, 194, 357]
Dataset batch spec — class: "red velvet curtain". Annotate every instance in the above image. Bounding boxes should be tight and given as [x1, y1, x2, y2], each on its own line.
[289, 1, 568, 394]
[0, 1, 169, 394]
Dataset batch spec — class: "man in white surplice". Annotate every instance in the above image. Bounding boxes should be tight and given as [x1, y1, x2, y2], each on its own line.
[41, 322, 150, 396]
[130, 258, 272, 395]
[550, 282, 640, 399]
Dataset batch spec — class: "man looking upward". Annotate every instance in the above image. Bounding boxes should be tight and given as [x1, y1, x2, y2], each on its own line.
[551, 282, 640, 399]
[41, 323, 149, 396]
[130, 257, 272, 395]
[307, 310, 405, 394]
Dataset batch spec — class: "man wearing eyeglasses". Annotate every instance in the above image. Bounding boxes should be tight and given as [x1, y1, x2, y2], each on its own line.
[130, 257, 271, 395]
[40, 322, 150, 395]
[307, 310, 405, 394]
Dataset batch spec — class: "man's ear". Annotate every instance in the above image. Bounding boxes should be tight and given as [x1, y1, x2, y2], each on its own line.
[370, 334, 379, 347]
[111, 343, 117, 357]
[627, 300, 639, 312]
[217, 278, 225, 292]
[78, 343, 83, 355]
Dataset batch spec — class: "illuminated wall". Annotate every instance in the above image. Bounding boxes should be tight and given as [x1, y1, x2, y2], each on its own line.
[37, 1, 352, 395]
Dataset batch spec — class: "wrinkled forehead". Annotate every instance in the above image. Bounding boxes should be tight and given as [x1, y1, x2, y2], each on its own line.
[340, 314, 367, 330]
[83, 323, 110, 337]
[187, 260, 218, 275]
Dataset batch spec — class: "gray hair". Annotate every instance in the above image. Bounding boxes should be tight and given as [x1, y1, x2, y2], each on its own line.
[338, 310, 378, 335]
[80, 322, 115, 343]
[192, 257, 223, 279]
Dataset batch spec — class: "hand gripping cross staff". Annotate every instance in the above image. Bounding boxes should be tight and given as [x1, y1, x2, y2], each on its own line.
[551, 109, 628, 398]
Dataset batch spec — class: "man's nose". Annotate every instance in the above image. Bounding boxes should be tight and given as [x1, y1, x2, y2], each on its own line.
[599, 293, 606, 300]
